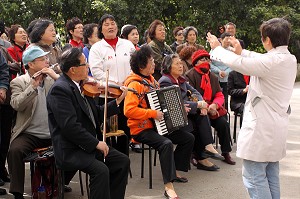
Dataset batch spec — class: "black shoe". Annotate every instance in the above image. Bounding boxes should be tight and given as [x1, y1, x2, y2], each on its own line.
[0, 178, 4, 186]
[173, 176, 188, 183]
[12, 192, 24, 199]
[0, 175, 10, 183]
[0, 188, 7, 195]
[202, 150, 225, 161]
[196, 162, 219, 171]
[64, 185, 72, 192]
[129, 143, 142, 153]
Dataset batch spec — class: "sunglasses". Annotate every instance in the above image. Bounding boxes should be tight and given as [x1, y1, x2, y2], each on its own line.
[199, 57, 210, 61]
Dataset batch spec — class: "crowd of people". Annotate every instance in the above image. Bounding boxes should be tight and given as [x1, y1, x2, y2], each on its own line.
[0, 15, 296, 199]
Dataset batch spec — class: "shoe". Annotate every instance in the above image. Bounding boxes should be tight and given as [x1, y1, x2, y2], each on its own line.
[173, 176, 188, 183]
[0, 178, 4, 186]
[0, 188, 7, 195]
[12, 192, 24, 199]
[0, 168, 10, 182]
[0, 175, 10, 183]
[222, 153, 236, 165]
[129, 143, 142, 153]
[164, 191, 180, 199]
[201, 150, 225, 161]
[64, 185, 72, 192]
[196, 162, 219, 171]
[190, 157, 198, 167]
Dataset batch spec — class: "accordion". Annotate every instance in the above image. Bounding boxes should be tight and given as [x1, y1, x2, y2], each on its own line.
[146, 85, 188, 135]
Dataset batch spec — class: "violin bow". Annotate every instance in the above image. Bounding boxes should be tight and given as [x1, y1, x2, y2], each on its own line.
[103, 67, 109, 162]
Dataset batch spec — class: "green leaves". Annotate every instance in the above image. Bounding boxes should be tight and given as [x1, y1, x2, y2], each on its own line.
[1, 0, 299, 61]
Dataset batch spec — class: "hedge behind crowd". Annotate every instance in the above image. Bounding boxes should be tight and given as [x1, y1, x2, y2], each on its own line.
[1, 0, 299, 61]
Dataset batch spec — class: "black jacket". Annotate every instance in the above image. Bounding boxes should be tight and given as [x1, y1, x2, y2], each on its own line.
[47, 74, 119, 171]
[227, 71, 248, 112]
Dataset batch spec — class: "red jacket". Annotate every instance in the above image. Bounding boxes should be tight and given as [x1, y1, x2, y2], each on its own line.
[7, 44, 27, 78]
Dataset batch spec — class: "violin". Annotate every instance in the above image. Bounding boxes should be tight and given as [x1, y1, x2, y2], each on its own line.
[81, 77, 137, 98]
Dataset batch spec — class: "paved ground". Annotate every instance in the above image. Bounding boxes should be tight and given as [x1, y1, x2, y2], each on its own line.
[1, 83, 300, 199]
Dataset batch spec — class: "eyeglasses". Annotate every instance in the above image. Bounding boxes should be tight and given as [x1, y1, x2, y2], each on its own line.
[199, 57, 210, 62]
[177, 32, 183, 36]
[77, 62, 89, 67]
[34, 57, 49, 62]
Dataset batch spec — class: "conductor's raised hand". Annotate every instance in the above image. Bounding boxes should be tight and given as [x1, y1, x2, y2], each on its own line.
[228, 37, 243, 55]
[206, 32, 221, 50]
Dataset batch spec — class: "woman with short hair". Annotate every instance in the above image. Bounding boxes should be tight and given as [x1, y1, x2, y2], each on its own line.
[28, 19, 61, 66]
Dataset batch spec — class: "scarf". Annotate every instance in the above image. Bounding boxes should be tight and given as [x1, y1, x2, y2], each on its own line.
[194, 62, 212, 101]
[105, 37, 118, 50]
[243, 75, 250, 85]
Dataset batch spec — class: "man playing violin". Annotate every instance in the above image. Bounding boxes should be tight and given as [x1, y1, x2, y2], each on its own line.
[8, 46, 59, 199]
[47, 47, 130, 199]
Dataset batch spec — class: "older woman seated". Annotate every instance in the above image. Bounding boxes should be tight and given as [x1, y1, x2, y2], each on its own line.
[124, 45, 194, 199]
[185, 49, 235, 165]
[158, 54, 225, 171]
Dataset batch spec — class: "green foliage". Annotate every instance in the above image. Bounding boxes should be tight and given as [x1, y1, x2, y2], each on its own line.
[1, 0, 299, 61]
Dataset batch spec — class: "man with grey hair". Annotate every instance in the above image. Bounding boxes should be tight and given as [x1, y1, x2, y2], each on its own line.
[225, 22, 245, 48]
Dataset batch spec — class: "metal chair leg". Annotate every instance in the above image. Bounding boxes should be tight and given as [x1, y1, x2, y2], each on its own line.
[86, 173, 90, 199]
[79, 171, 84, 196]
[149, 146, 152, 189]
[57, 169, 64, 199]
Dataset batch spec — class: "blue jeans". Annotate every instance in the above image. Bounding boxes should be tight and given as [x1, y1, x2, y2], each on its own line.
[242, 159, 280, 199]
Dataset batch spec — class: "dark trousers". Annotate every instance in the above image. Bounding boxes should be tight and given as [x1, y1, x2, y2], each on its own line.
[210, 116, 232, 153]
[220, 82, 228, 110]
[65, 147, 129, 199]
[0, 105, 13, 178]
[7, 133, 52, 194]
[133, 129, 194, 184]
[190, 114, 214, 159]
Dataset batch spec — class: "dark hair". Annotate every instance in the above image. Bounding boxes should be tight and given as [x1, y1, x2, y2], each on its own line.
[183, 26, 198, 39]
[27, 19, 41, 37]
[148, 20, 165, 40]
[98, 14, 116, 39]
[29, 19, 53, 43]
[130, 45, 153, 74]
[8, 24, 22, 44]
[59, 47, 82, 73]
[260, 18, 291, 48]
[220, 32, 232, 39]
[173, 26, 184, 37]
[66, 17, 83, 39]
[178, 46, 197, 61]
[143, 29, 150, 44]
[120, 25, 138, 39]
[161, 54, 178, 74]
[0, 20, 5, 35]
[83, 23, 98, 44]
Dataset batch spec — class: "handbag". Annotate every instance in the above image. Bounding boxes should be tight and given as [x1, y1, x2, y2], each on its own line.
[208, 105, 227, 119]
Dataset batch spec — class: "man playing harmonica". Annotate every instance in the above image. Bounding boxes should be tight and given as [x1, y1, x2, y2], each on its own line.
[8, 46, 59, 199]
